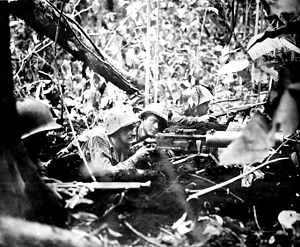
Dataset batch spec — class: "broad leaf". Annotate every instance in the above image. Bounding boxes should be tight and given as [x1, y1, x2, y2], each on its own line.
[278, 210, 300, 230]
[248, 36, 300, 60]
[281, 38, 300, 54]
[218, 59, 249, 75]
[271, 89, 299, 136]
[248, 37, 282, 60]
[270, 0, 300, 15]
[220, 113, 274, 165]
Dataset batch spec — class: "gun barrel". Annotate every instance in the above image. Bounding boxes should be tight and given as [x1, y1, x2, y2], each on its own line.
[206, 131, 242, 147]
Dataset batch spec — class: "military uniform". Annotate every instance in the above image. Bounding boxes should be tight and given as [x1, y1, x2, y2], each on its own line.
[81, 130, 136, 175]
[80, 106, 139, 175]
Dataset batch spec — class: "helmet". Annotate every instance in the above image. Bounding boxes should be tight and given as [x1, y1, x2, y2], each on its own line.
[198, 85, 213, 105]
[17, 98, 61, 139]
[104, 106, 140, 136]
[139, 103, 168, 128]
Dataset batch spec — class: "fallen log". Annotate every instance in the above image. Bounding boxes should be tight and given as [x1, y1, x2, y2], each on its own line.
[9, 0, 140, 96]
[0, 216, 103, 247]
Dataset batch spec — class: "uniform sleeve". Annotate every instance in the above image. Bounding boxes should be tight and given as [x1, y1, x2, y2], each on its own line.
[170, 112, 200, 126]
[87, 136, 135, 175]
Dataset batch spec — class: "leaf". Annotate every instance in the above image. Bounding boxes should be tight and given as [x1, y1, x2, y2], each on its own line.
[281, 38, 300, 54]
[219, 113, 274, 165]
[271, 66, 299, 137]
[107, 228, 123, 238]
[218, 59, 249, 75]
[180, 79, 191, 89]
[270, 0, 300, 15]
[248, 37, 282, 60]
[192, 216, 223, 244]
[271, 89, 299, 136]
[207, 6, 219, 15]
[247, 33, 264, 50]
[247, 36, 300, 60]
[251, 67, 278, 83]
[278, 210, 300, 230]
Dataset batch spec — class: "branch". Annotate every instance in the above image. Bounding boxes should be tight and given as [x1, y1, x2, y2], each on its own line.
[0, 216, 103, 247]
[187, 157, 289, 201]
[10, 0, 140, 96]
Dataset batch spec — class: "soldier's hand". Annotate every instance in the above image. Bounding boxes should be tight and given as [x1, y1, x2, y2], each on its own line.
[144, 137, 157, 149]
[132, 145, 154, 163]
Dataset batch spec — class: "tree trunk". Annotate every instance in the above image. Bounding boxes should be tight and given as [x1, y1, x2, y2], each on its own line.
[0, 1, 29, 218]
[10, 0, 140, 96]
[0, 1, 67, 226]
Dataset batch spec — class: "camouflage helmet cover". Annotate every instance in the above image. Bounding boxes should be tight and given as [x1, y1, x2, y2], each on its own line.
[104, 106, 140, 135]
[17, 98, 61, 139]
[139, 103, 168, 128]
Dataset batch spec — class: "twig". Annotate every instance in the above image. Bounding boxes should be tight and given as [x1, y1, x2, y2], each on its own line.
[44, 47, 97, 181]
[73, 5, 93, 18]
[62, 100, 96, 181]
[71, 0, 81, 16]
[103, 4, 146, 52]
[123, 220, 162, 247]
[187, 157, 289, 201]
[145, 0, 151, 105]
[253, 205, 262, 231]
[54, 0, 66, 57]
[188, 173, 244, 203]
[13, 39, 52, 80]
[154, 0, 160, 103]
[102, 192, 125, 218]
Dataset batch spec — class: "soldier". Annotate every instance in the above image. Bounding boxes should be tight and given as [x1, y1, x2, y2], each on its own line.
[17, 98, 67, 226]
[80, 106, 154, 176]
[17, 98, 61, 171]
[133, 103, 169, 144]
[169, 85, 215, 125]
[58, 104, 168, 158]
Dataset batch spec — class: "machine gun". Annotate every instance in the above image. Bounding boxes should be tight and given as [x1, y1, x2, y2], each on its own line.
[155, 128, 284, 153]
[47, 181, 151, 208]
[154, 129, 284, 165]
[155, 129, 242, 153]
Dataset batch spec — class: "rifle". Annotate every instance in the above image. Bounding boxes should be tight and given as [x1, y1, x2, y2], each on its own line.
[210, 101, 266, 118]
[47, 181, 151, 191]
[47, 181, 151, 209]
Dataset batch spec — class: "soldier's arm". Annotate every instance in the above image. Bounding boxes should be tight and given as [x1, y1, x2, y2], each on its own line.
[88, 136, 136, 175]
[170, 112, 212, 126]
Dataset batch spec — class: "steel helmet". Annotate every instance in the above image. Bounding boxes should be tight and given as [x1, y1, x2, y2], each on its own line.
[17, 98, 61, 139]
[139, 103, 168, 129]
[104, 106, 140, 136]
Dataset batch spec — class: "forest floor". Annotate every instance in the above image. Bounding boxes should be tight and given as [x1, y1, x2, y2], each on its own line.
[44, 122, 300, 246]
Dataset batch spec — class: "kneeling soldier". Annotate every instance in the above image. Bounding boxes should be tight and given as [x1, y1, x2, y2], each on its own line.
[82, 106, 154, 176]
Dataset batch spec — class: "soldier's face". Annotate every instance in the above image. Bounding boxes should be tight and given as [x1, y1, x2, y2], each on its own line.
[118, 125, 135, 145]
[142, 114, 160, 137]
